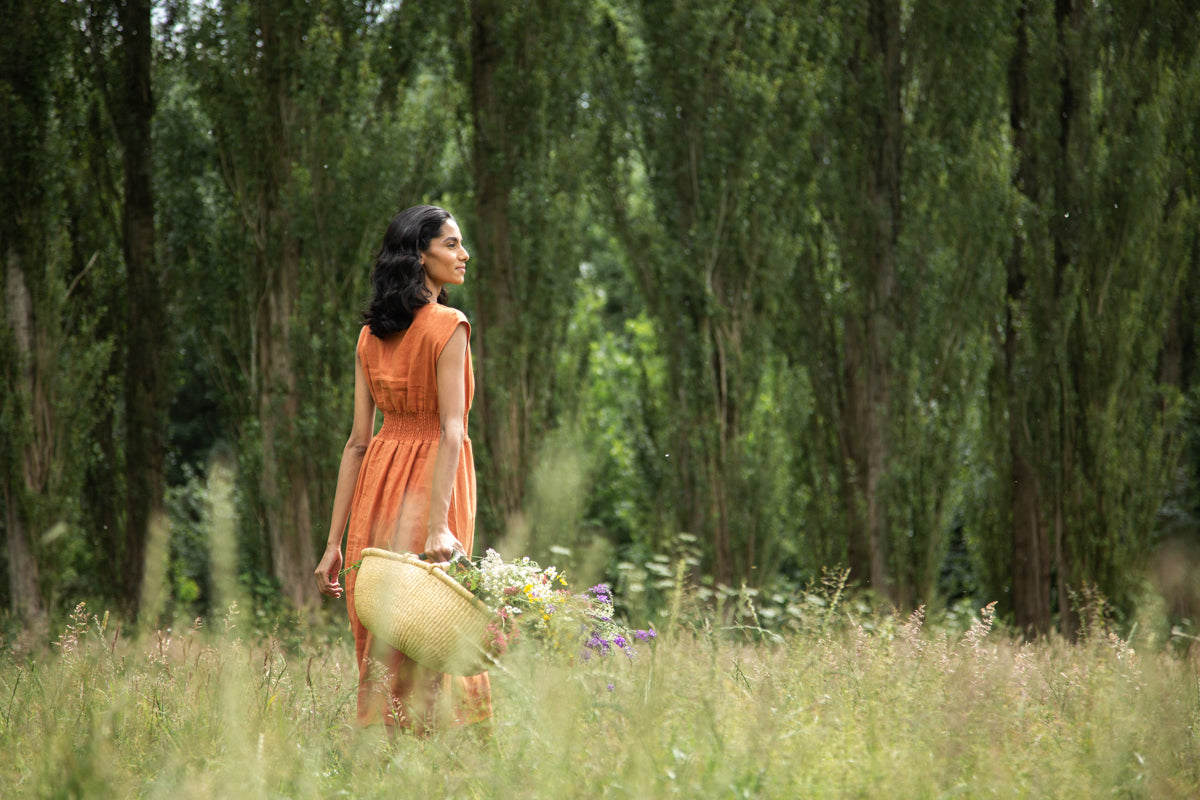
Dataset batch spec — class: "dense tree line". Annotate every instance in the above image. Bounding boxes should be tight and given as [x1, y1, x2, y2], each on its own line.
[2, 0, 1198, 636]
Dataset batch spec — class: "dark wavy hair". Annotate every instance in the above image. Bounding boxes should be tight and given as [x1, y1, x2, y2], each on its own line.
[362, 205, 453, 338]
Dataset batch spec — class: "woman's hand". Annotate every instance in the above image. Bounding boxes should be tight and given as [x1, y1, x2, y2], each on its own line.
[424, 523, 464, 563]
[315, 544, 344, 598]
[317, 349, 374, 601]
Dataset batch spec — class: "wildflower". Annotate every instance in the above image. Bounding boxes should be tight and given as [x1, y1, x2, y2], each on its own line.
[442, 549, 644, 663]
[585, 633, 612, 656]
[590, 584, 613, 604]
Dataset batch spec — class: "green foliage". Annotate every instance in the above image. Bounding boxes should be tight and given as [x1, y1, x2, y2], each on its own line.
[163, 464, 211, 616]
[1, 0, 134, 618]
[970, 0, 1200, 625]
[5, 0, 1200, 638]
[572, 291, 668, 549]
[596, 0, 824, 585]
[451, 0, 604, 541]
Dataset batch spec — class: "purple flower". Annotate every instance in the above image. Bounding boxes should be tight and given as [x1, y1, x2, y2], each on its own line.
[634, 629, 656, 641]
[589, 584, 613, 603]
[584, 632, 612, 657]
[607, 683, 615, 691]
[614, 635, 627, 648]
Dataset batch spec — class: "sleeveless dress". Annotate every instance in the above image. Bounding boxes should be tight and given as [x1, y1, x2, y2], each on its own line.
[344, 303, 491, 731]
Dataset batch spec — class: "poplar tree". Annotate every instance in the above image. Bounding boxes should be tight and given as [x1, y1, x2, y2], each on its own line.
[465, 0, 596, 540]
[594, 0, 819, 584]
[998, 0, 1199, 633]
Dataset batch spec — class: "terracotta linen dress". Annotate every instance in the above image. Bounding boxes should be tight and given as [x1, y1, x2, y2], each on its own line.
[344, 303, 491, 730]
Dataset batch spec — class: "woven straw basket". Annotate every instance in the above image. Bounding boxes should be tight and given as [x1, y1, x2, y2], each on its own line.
[353, 548, 496, 676]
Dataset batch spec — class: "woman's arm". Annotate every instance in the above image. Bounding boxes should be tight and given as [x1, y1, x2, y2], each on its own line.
[423, 322, 469, 562]
[315, 349, 377, 598]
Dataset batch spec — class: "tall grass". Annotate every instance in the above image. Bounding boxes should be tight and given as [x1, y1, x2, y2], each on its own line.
[2, 595, 1198, 799]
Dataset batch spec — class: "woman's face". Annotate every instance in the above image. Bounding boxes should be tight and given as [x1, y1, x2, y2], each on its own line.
[421, 219, 469, 295]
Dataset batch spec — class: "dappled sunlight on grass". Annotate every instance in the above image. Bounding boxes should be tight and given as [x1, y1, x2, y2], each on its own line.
[2, 594, 1198, 798]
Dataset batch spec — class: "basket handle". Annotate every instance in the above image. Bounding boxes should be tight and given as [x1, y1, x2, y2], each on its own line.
[417, 551, 472, 566]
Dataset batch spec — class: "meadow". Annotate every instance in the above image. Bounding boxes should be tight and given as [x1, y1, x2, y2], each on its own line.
[2, 588, 1198, 799]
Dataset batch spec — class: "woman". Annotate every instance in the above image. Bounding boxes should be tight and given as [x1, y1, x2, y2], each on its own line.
[314, 205, 491, 733]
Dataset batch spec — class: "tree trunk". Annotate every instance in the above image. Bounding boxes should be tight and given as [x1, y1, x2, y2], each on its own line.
[256, 236, 314, 611]
[706, 317, 736, 585]
[840, 0, 901, 598]
[3, 483, 44, 626]
[470, 0, 528, 532]
[1006, 1, 1053, 635]
[868, 0, 901, 596]
[1158, 298, 1183, 392]
[1051, 0, 1087, 639]
[0, 0, 69, 629]
[1006, 247, 1052, 635]
[841, 318, 871, 586]
[3, 259, 47, 628]
[254, 0, 316, 611]
[115, 0, 163, 618]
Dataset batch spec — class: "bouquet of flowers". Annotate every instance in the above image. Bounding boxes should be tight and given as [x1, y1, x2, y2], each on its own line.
[441, 548, 656, 661]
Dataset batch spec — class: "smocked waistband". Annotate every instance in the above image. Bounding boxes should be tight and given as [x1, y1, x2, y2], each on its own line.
[376, 411, 469, 442]
[377, 412, 440, 441]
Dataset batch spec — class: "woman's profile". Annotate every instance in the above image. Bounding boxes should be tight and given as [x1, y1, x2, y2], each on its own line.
[314, 204, 490, 733]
